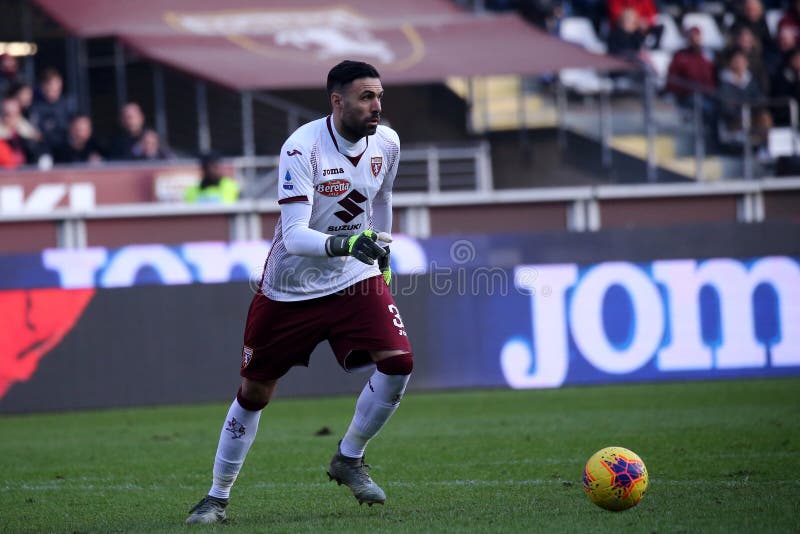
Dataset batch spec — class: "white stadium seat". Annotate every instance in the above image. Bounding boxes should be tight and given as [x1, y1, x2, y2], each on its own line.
[682, 13, 726, 50]
[559, 17, 607, 54]
[766, 9, 782, 37]
[559, 68, 613, 95]
[768, 127, 800, 159]
[648, 50, 674, 89]
[655, 14, 686, 51]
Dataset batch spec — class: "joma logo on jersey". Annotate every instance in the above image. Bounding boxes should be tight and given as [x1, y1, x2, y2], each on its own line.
[323, 167, 345, 176]
[316, 179, 350, 197]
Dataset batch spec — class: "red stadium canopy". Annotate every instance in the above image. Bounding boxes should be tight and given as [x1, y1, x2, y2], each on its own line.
[33, 0, 631, 90]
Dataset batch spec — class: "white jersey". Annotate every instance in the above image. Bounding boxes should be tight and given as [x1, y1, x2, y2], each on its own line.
[261, 116, 400, 301]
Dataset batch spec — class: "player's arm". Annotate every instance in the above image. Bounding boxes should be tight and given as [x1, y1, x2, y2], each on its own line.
[372, 186, 393, 283]
[282, 203, 387, 264]
[373, 133, 400, 283]
[277, 142, 328, 256]
[372, 130, 400, 235]
[278, 144, 387, 264]
[280, 201, 329, 256]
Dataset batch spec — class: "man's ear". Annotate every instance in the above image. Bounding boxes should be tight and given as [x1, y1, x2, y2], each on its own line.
[330, 91, 342, 110]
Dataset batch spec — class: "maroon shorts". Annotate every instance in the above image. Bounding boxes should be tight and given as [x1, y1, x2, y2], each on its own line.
[240, 275, 411, 381]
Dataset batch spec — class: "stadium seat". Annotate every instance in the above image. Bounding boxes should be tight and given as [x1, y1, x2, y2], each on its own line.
[766, 9, 782, 37]
[768, 127, 800, 158]
[721, 12, 736, 33]
[559, 68, 613, 95]
[559, 17, 607, 54]
[681, 13, 726, 50]
[648, 50, 673, 89]
[654, 14, 686, 51]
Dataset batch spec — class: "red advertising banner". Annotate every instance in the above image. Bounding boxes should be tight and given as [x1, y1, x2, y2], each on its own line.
[0, 164, 202, 210]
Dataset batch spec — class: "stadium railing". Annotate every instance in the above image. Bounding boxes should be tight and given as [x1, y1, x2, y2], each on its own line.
[648, 75, 799, 181]
[462, 68, 800, 183]
[232, 141, 494, 199]
[2, 176, 799, 252]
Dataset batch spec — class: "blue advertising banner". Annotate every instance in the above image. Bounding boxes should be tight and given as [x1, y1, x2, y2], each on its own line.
[1, 229, 799, 411]
[413, 257, 800, 391]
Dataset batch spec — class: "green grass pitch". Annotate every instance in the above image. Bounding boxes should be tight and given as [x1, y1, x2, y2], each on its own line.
[1, 377, 799, 533]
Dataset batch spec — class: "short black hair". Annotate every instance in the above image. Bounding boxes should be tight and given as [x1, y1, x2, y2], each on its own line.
[69, 113, 91, 123]
[4, 81, 30, 100]
[326, 60, 380, 95]
[727, 46, 748, 64]
[199, 150, 222, 169]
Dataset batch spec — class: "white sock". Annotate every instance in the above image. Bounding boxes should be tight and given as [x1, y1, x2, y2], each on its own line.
[339, 371, 410, 459]
[208, 398, 262, 499]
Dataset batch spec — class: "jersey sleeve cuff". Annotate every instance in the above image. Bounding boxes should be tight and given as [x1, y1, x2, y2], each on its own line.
[278, 195, 309, 205]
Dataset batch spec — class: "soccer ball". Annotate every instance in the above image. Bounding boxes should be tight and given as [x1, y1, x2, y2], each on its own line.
[582, 446, 648, 511]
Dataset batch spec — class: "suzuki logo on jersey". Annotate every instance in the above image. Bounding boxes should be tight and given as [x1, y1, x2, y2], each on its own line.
[323, 167, 345, 176]
[316, 179, 350, 197]
[334, 189, 367, 223]
[371, 156, 382, 177]
[328, 223, 361, 232]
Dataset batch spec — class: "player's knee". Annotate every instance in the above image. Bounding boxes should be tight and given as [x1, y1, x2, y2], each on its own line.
[376, 352, 413, 375]
[236, 381, 274, 411]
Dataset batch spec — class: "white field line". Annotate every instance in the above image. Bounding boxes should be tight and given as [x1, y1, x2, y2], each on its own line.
[2, 478, 799, 492]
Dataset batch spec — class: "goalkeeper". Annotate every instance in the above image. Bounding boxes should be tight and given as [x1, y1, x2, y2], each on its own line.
[186, 60, 413, 525]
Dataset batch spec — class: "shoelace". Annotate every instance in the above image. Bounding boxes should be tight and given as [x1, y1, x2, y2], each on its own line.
[190, 498, 224, 514]
[348, 458, 373, 482]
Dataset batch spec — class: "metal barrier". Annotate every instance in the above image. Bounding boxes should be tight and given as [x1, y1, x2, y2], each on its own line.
[230, 141, 494, 199]
[459, 69, 800, 183]
[654, 74, 799, 181]
[2, 176, 798, 250]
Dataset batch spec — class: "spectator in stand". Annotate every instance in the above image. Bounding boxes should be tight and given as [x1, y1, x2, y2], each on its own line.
[777, 0, 800, 43]
[517, 0, 564, 34]
[718, 48, 773, 147]
[608, 8, 648, 62]
[666, 26, 716, 108]
[131, 128, 174, 161]
[608, 0, 657, 29]
[733, 0, 777, 62]
[771, 47, 800, 125]
[6, 82, 34, 120]
[4, 84, 40, 140]
[0, 98, 42, 165]
[0, 54, 22, 100]
[29, 68, 74, 154]
[607, 0, 662, 47]
[0, 138, 20, 169]
[184, 152, 239, 204]
[109, 102, 147, 160]
[52, 114, 105, 164]
[719, 25, 770, 94]
[774, 25, 799, 73]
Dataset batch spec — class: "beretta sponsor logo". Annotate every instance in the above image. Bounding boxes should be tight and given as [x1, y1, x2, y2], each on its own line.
[316, 179, 350, 197]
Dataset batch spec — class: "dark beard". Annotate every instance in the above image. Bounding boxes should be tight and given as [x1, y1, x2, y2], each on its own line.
[340, 115, 377, 142]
